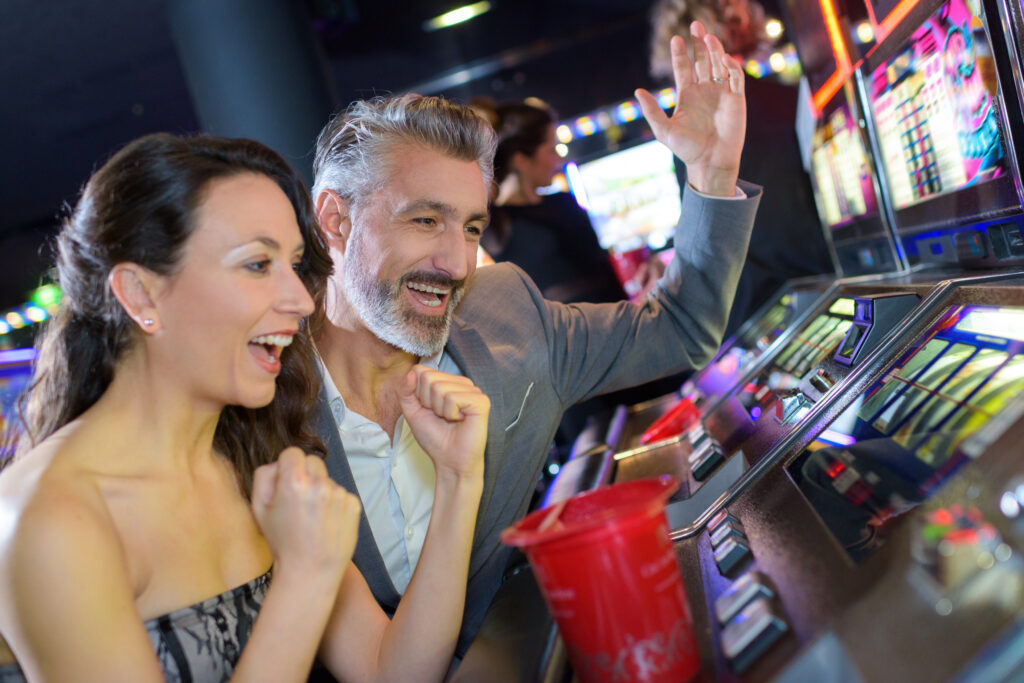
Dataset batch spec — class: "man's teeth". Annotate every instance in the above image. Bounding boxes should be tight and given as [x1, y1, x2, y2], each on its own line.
[406, 282, 450, 295]
[250, 334, 294, 347]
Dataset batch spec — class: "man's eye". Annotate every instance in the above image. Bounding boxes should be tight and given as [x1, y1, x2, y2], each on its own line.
[465, 225, 483, 236]
[416, 217, 438, 226]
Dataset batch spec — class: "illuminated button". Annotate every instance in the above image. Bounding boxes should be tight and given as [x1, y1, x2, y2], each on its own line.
[689, 428, 711, 448]
[707, 509, 738, 534]
[710, 521, 745, 549]
[687, 438, 715, 464]
[713, 536, 750, 575]
[720, 596, 788, 672]
[809, 369, 835, 393]
[714, 571, 774, 624]
[692, 446, 724, 481]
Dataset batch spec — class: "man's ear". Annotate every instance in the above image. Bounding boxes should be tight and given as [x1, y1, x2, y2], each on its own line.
[315, 189, 353, 251]
[108, 263, 164, 334]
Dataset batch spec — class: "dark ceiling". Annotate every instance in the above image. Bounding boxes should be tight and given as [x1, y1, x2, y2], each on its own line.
[0, 0, 673, 309]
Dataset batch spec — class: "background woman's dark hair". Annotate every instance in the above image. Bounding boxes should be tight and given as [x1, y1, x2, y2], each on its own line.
[473, 99, 557, 252]
[490, 100, 557, 185]
[11, 133, 332, 498]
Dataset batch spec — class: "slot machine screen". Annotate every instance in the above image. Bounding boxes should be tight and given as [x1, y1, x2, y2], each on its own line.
[789, 304, 1024, 562]
[709, 293, 801, 382]
[864, 0, 1015, 230]
[568, 140, 682, 252]
[811, 83, 883, 239]
[0, 349, 34, 459]
[762, 297, 857, 391]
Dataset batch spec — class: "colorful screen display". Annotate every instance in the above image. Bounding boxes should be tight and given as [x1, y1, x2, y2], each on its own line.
[568, 140, 682, 251]
[712, 294, 799, 378]
[866, 0, 1007, 211]
[0, 349, 34, 459]
[765, 298, 856, 390]
[789, 305, 1024, 562]
[811, 87, 880, 228]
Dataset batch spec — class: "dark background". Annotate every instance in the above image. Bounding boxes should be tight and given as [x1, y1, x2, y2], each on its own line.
[0, 0, 788, 310]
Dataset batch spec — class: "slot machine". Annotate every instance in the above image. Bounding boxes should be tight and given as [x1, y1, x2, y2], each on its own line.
[453, 0, 1024, 676]
[661, 0, 1024, 676]
[0, 348, 34, 459]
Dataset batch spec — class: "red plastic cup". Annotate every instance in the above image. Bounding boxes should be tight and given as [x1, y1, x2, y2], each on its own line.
[500, 476, 700, 682]
[639, 396, 701, 445]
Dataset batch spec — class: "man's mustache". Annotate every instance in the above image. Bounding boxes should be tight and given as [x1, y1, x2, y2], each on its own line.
[398, 271, 466, 292]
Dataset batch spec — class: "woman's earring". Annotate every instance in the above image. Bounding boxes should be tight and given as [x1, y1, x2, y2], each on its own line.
[143, 319, 154, 327]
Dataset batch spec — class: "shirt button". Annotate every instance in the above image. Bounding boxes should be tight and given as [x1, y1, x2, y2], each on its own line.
[406, 527, 414, 539]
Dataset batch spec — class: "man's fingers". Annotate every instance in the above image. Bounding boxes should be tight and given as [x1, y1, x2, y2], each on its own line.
[669, 34, 693, 92]
[690, 22, 711, 83]
[705, 34, 728, 84]
[441, 389, 491, 422]
[725, 55, 745, 95]
[636, 88, 669, 141]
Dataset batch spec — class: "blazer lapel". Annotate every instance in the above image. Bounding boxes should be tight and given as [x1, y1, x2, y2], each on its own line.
[313, 382, 402, 609]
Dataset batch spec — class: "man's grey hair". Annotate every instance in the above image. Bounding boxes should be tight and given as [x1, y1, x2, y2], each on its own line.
[312, 93, 498, 206]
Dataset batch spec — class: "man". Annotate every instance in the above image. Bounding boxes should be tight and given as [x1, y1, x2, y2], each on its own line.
[310, 26, 760, 656]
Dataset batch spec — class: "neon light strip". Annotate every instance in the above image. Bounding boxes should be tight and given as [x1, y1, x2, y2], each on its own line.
[810, 0, 855, 115]
[818, 428, 857, 446]
[873, 0, 922, 43]
[0, 348, 36, 365]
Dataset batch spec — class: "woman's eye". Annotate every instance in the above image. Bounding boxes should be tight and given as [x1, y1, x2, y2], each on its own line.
[245, 259, 271, 273]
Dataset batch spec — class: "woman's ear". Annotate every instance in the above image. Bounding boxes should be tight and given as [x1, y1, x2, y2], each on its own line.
[315, 189, 353, 253]
[509, 150, 530, 175]
[108, 264, 163, 334]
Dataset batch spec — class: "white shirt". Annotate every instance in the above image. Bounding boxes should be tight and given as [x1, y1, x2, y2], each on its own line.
[317, 351, 464, 593]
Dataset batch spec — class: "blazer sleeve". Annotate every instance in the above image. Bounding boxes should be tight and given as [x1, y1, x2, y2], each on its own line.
[539, 181, 761, 405]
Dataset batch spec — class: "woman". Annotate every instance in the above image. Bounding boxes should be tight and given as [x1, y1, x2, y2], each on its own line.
[0, 133, 487, 681]
[480, 99, 629, 305]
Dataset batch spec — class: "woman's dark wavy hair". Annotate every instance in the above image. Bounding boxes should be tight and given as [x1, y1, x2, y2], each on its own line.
[11, 133, 333, 498]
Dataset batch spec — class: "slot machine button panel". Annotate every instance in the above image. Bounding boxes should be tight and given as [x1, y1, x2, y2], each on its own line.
[710, 520, 746, 549]
[707, 509, 739, 534]
[692, 445, 725, 481]
[720, 596, 788, 673]
[714, 571, 774, 624]
[714, 536, 751, 575]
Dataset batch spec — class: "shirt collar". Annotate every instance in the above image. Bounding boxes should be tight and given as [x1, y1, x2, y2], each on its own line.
[316, 347, 446, 425]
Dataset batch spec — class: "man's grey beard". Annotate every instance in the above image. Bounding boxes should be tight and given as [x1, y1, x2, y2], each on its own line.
[343, 258, 465, 357]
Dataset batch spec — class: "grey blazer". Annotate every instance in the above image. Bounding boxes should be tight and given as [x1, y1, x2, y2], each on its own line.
[314, 182, 761, 655]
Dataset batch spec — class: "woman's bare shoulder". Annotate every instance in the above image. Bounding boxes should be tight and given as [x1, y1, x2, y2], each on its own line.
[0, 428, 123, 572]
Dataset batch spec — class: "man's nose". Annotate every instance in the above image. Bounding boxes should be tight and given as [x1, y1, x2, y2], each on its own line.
[433, 224, 471, 280]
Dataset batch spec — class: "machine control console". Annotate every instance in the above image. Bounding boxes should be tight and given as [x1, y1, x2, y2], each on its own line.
[720, 596, 788, 673]
[714, 571, 774, 624]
